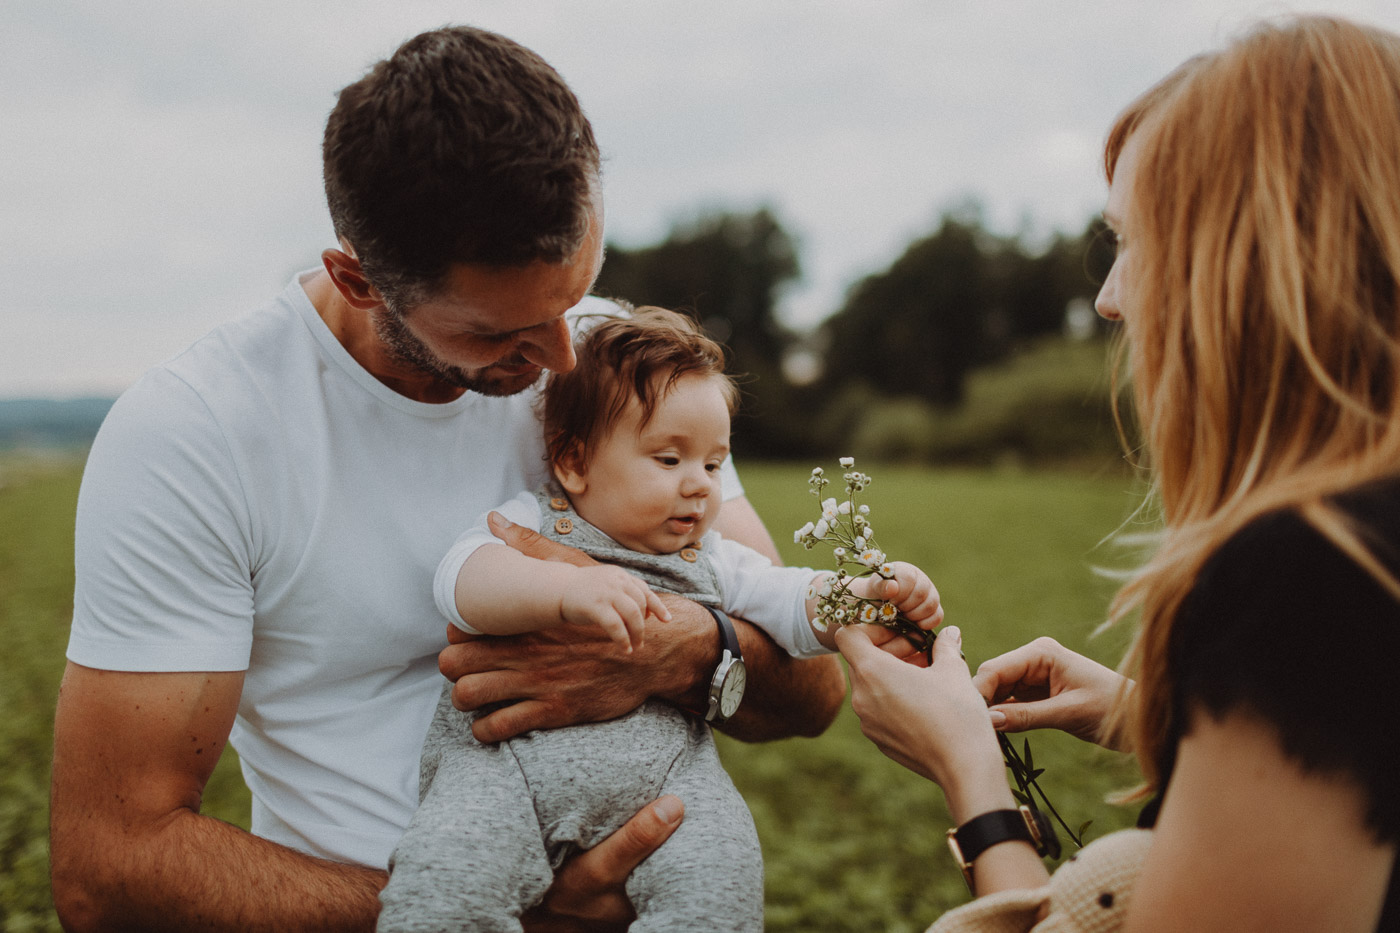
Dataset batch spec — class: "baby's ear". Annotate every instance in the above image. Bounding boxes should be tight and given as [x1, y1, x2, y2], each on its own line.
[553, 444, 588, 496]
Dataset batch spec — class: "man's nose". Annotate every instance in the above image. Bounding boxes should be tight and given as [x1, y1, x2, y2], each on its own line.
[520, 318, 577, 373]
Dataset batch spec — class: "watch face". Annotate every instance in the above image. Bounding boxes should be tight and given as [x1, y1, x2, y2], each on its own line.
[719, 660, 747, 718]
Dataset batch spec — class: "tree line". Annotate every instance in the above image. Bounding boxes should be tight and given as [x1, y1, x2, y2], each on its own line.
[592, 206, 1119, 463]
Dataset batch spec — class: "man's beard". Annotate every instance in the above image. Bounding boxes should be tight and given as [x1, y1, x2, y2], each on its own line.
[372, 306, 541, 399]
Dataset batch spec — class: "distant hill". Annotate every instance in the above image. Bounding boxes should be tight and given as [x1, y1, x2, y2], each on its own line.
[0, 397, 115, 450]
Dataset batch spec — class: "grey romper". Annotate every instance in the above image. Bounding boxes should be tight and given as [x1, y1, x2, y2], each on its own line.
[376, 485, 765, 933]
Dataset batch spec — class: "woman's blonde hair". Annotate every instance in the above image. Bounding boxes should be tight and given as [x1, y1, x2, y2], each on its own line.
[1104, 16, 1400, 788]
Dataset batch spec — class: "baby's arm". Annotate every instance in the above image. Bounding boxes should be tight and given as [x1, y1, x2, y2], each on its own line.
[453, 521, 671, 653]
[806, 561, 943, 652]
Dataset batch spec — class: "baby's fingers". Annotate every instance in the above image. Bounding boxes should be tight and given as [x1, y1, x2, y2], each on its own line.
[896, 576, 942, 624]
[912, 601, 945, 630]
[645, 589, 671, 624]
[597, 611, 637, 654]
[612, 595, 650, 652]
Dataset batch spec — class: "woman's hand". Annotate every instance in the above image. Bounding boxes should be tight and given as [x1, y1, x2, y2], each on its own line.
[837, 625, 1009, 821]
[971, 636, 1133, 751]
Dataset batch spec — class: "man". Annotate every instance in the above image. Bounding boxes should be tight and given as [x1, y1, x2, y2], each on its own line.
[49, 26, 844, 932]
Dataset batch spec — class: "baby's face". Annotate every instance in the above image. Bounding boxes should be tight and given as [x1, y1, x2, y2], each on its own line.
[558, 373, 730, 555]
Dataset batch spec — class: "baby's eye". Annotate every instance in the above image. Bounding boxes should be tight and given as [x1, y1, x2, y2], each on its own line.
[655, 456, 680, 466]
[705, 462, 721, 473]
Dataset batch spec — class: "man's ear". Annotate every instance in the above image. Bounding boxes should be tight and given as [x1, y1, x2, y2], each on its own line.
[321, 243, 385, 312]
[553, 446, 588, 496]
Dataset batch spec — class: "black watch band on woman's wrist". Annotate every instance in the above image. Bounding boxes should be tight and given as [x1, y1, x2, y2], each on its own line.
[946, 805, 1057, 890]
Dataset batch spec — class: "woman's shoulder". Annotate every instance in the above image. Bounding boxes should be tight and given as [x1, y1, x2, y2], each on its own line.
[1180, 475, 1400, 666]
[1198, 476, 1400, 593]
[1171, 476, 1400, 842]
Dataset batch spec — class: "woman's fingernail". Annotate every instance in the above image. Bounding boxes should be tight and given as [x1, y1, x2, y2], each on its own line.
[989, 710, 1007, 729]
[487, 511, 512, 528]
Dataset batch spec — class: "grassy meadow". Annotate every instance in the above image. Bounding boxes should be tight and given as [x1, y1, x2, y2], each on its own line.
[1, 454, 1152, 932]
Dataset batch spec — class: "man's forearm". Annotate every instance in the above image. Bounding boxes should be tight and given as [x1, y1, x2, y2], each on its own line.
[51, 808, 385, 933]
[653, 595, 846, 742]
[720, 619, 846, 741]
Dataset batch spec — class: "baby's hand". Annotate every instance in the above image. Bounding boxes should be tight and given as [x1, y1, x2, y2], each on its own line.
[855, 561, 943, 631]
[559, 565, 671, 653]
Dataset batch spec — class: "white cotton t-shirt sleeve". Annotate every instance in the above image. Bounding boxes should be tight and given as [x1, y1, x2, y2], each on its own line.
[70, 369, 256, 672]
[433, 491, 544, 632]
[710, 536, 831, 658]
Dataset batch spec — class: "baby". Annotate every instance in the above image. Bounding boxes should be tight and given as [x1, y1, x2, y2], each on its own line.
[377, 307, 941, 932]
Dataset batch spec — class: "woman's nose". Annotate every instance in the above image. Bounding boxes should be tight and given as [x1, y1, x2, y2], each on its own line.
[1095, 268, 1123, 322]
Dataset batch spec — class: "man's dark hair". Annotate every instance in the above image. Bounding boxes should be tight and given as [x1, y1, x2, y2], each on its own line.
[323, 26, 600, 308]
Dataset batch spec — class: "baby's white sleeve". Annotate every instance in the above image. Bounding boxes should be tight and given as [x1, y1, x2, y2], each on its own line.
[433, 491, 544, 632]
[720, 454, 745, 502]
[710, 535, 831, 658]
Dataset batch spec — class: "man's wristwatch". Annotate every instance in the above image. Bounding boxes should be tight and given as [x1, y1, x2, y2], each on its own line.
[946, 805, 1058, 890]
[704, 606, 746, 723]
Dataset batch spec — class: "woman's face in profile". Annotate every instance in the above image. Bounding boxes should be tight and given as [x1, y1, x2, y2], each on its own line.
[1096, 131, 1147, 326]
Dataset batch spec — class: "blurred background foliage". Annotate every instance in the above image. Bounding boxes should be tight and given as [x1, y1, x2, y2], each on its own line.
[593, 205, 1120, 466]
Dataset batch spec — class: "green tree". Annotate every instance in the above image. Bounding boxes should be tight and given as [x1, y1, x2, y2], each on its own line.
[819, 213, 1115, 412]
[820, 214, 990, 408]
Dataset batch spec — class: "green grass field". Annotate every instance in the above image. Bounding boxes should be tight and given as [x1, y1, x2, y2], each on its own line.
[1, 455, 1151, 932]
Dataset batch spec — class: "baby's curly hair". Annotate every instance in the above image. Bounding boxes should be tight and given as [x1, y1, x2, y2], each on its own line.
[543, 307, 738, 470]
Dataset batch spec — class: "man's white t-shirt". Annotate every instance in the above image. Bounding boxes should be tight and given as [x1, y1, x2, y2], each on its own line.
[67, 271, 745, 869]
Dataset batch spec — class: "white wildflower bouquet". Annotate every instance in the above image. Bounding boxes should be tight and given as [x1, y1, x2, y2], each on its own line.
[794, 458, 935, 652]
[795, 457, 1087, 852]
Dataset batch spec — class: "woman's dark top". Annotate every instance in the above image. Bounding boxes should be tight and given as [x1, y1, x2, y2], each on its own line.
[1137, 479, 1400, 928]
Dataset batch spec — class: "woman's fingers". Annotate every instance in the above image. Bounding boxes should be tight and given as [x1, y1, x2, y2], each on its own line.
[971, 636, 1063, 704]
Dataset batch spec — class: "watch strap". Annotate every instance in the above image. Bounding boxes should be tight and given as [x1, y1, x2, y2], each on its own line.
[707, 606, 742, 660]
[704, 607, 742, 723]
[946, 806, 1051, 889]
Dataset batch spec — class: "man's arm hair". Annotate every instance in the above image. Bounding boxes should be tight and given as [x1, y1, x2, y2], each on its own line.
[658, 595, 846, 742]
[50, 663, 385, 932]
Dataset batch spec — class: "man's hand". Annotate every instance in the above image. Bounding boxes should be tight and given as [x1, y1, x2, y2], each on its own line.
[489, 509, 596, 566]
[521, 796, 685, 932]
[440, 512, 684, 742]
[442, 510, 845, 743]
[442, 618, 679, 743]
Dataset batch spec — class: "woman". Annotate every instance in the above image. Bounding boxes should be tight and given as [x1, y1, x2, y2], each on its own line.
[837, 16, 1400, 931]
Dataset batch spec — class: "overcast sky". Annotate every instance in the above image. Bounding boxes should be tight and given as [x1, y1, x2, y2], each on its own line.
[6, 1, 1400, 397]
